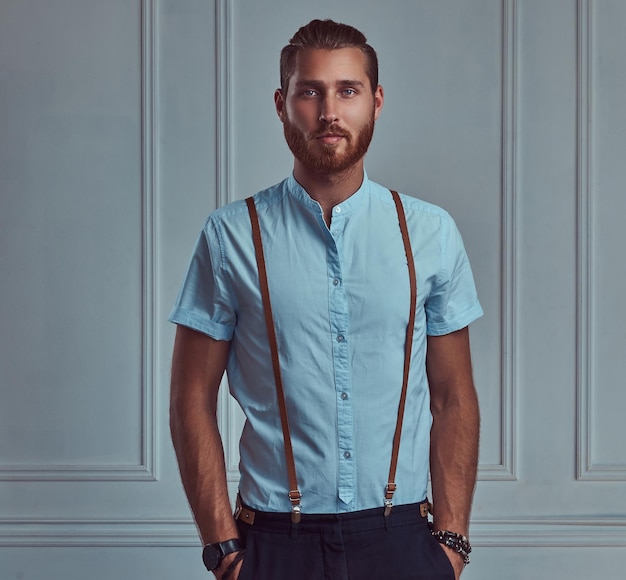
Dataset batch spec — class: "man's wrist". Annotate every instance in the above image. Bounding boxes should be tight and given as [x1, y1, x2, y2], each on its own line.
[202, 538, 242, 572]
[429, 526, 472, 565]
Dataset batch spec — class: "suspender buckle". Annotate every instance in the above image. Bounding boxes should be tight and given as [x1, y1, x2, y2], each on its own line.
[288, 489, 302, 503]
[385, 482, 397, 498]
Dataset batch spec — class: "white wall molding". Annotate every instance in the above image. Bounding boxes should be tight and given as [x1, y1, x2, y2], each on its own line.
[0, 518, 198, 548]
[478, 0, 518, 482]
[575, 0, 626, 481]
[215, 0, 233, 210]
[0, 0, 158, 483]
[3, 515, 626, 548]
[576, 0, 594, 481]
[140, 0, 159, 483]
[214, 0, 242, 485]
[472, 516, 626, 547]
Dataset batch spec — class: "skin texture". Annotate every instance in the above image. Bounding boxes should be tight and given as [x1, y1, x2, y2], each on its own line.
[278, 51, 376, 177]
[274, 47, 384, 225]
[427, 327, 480, 578]
[169, 327, 237, 579]
[170, 46, 479, 579]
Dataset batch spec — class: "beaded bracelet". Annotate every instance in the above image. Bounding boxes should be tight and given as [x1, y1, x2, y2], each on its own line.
[429, 525, 472, 565]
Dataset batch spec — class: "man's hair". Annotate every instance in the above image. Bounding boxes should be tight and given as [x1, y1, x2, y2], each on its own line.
[280, 19, 379, 94]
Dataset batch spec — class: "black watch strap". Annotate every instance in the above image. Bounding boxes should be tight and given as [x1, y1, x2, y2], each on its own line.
[202, 538, 242, 571]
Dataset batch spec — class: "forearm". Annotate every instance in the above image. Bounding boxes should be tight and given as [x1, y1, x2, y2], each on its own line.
[429, 388, 479, 536]
[169, 328, 237, 551]
[170, 400, 238, 545]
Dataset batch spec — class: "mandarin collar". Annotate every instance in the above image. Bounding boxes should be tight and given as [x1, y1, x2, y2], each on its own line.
[286, 171, 370, 215]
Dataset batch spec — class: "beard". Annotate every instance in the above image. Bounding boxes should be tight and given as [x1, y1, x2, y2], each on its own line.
[282, 111, 375, 174]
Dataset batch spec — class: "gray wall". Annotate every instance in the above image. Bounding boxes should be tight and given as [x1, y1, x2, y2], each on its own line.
[1, 1, 625, 578]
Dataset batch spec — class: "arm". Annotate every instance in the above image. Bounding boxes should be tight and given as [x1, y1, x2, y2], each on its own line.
[169, 325, 241, 578]
[427, 326, 480, 577]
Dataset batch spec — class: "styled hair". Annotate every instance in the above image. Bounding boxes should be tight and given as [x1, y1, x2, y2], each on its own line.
[280, 19, 379, 94]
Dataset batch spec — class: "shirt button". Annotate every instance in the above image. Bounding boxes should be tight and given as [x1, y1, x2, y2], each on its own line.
[337, 334, 345, 342]
[343, 451, 351, 459]
[333, 278, 340, 286]
[341, 392, 348, 400]
[332, 230, 339, 236]
[334, 206, 342, 214]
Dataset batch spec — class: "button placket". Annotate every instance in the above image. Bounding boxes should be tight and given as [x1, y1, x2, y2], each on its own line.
[326, 211, 354, 505]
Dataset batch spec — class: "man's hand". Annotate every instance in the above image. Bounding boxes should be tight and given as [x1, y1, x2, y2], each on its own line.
[439, 544, 465, 579]
[214, 551, 244, 580]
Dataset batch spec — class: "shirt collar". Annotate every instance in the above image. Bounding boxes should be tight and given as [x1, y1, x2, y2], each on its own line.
[286, 170, 370, 216]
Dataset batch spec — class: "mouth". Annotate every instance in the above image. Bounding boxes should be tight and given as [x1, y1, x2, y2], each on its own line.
[316, 134, 345, 144]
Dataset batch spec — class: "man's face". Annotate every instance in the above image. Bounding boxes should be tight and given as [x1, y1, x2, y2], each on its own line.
[275, 48, 384, 174]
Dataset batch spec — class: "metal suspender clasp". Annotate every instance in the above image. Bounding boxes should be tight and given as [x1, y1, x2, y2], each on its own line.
[384, 482, 397, 516]
[288, 489, 302, 523]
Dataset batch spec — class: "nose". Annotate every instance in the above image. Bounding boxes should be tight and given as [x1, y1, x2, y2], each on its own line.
[319, 95, 338, 124]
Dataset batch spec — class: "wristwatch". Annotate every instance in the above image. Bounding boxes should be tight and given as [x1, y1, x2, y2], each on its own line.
[202, 538, 242, 571]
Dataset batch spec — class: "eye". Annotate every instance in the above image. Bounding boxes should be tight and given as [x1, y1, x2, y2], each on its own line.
[300, 89, 319, 98]
[341, 88, 357, 97]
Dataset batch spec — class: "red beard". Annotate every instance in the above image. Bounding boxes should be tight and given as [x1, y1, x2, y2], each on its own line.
[282, 112, 375, 174]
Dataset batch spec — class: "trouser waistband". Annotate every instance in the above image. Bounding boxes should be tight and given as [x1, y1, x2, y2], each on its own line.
[235, 497, 431, 534]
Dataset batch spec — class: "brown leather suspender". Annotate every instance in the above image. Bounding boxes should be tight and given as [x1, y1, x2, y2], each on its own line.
[245, 190, 417, 520]
[245, 197, 302, 523]
[385, 190, 418, 515]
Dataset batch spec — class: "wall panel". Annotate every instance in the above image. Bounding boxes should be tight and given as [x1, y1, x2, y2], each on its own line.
[577, 0, 626, 481]
[0, 0, 199, 548]
[2, 0, 626, 577]
[0, 0, 155, 483]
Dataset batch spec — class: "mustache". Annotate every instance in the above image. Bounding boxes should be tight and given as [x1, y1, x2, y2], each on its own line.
[313, 126, 350, 139]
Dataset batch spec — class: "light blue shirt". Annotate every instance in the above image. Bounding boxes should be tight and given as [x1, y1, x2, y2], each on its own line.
[169, 172, 483, 514]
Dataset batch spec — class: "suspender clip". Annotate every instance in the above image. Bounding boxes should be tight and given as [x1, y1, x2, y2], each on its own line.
[288, 489, 302, 524]
[384, 482, 397, 517]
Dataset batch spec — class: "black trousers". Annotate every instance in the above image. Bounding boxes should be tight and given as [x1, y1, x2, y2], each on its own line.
[236, 502, 455, 580]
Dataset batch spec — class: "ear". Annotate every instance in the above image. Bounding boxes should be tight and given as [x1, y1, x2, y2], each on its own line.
[274, 88, 286, 122]
[373, 85, 384, 121]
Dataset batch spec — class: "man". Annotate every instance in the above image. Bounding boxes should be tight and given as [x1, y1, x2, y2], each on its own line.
[169, 19, 482, 580]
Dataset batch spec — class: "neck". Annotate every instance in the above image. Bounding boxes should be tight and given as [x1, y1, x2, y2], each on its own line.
[293, 160, 365, 226]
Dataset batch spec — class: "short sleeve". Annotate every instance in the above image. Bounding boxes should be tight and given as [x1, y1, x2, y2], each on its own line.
[425, 215, 483, 336]
[168, 218, 237, 340]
